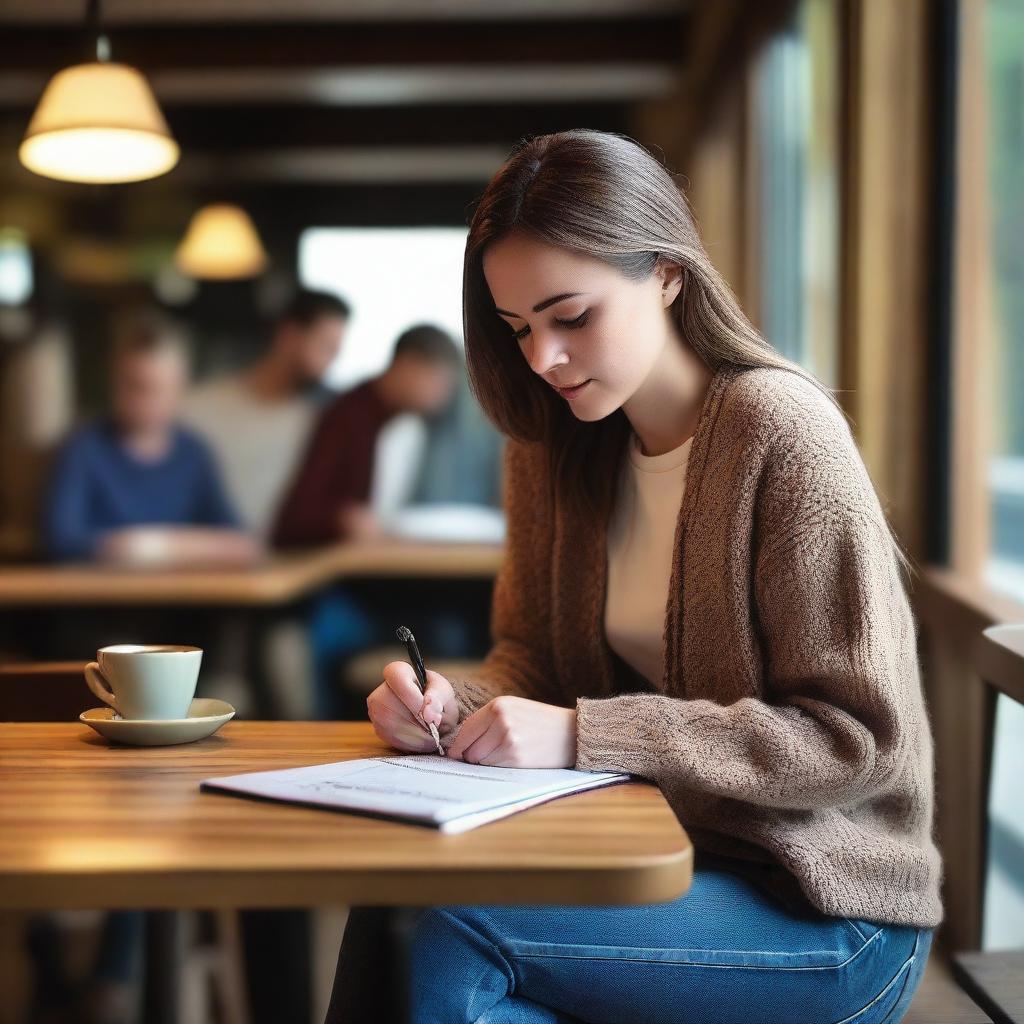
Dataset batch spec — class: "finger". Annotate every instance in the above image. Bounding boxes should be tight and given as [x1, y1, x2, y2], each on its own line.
[419, 698, 440, 726]
[423, 669, 449, 692]
[372, 701, 426, 735]
[370, 682, 421, 723]
[446, 704, 494, 761]
[367, 686, 425, 734]
[371, 687, 439, 753]
[383, 661, 429, 717]
[460, 727, 502, 766]
[478, 742, 515, 767]
[421, 671, 455, 724]
[372, 704, 436, 752]
[422, 699, 458, 732]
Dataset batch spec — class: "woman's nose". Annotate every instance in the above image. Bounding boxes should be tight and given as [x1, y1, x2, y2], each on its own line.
[524, 328, 569, 378]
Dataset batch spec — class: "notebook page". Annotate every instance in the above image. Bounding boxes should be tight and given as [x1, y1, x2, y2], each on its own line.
[202, 754, 630, 830]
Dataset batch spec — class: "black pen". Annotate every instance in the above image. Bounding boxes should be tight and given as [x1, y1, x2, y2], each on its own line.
[395, 626, 444, 756]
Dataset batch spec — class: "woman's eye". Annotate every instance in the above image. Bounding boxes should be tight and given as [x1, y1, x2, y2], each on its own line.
[508, 309, 589, 342]
[554, 310, 590, 329]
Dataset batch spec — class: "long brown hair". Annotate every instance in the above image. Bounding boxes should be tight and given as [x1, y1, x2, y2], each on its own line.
[462, 131, 906, 561]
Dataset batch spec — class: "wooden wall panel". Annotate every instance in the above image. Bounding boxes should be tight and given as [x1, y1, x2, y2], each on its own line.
[841, 0, 933, 561]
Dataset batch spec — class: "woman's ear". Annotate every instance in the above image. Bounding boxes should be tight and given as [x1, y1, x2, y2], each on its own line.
[657, 260, 684, 308]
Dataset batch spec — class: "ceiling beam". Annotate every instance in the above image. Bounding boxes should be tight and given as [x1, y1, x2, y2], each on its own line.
[178, 146, 511, 185]
[160, 102, 635, 149]
[0, 19, 686, 71]
[1, 0, 690, 24]
[0, 65, 678, 109]
[0, 99, 637, 172]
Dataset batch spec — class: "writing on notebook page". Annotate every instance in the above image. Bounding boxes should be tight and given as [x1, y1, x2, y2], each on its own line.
[201, 753, 631, 833]
[292, 756, 545, 804]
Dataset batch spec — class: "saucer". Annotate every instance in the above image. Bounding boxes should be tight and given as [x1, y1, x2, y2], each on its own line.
[80, 698, 235, 746]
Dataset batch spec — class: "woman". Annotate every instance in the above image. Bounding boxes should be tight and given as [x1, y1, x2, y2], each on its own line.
[327, 130, 942, 1024]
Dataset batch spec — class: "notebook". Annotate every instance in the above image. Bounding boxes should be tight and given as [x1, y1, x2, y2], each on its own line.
[201, 754, 631, 834]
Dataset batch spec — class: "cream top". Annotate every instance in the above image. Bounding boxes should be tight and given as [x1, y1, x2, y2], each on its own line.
[604, 432, 693, 687]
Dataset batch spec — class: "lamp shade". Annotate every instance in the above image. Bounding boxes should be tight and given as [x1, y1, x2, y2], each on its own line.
[175, 204, 268, 280]
[19, 62, 179, 184]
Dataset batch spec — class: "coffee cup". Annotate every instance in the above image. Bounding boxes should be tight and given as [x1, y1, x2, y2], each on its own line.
[84, 644, 202, 721]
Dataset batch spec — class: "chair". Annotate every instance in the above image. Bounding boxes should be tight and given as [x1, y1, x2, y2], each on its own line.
[0, 660, 93, 722]
[947, 624, 1024, 1024]
[904, 952, 994, 1022]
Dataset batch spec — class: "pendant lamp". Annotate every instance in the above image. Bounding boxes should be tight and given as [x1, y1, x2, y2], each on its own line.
[19, 0, 179, 184]
[175, 203, 268, 280]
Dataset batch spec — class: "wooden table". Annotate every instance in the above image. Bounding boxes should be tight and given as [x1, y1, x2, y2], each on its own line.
[0, 721, 693, 1023]
[0, 541, 504, 608]
[0, 721, 691, 909]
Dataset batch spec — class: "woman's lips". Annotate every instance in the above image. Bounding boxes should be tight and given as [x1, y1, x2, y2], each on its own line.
[553, 379, 592, 401]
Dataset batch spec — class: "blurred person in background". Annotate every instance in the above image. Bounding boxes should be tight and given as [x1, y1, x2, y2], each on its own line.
[271, 324, 462, 722]
[407, 371, 504, 510]
[37, 310, 255, 1024]
[183, 287, 350, 539]
[43, 309, 256, 567]
[0, 309, 73, 561]
[272, 322, 461, 547]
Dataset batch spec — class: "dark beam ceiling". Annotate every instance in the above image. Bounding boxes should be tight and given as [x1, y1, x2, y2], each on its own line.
[0, 18, 686, 71]
[160, 102, 636, 150]
[0, 8, 689, 230]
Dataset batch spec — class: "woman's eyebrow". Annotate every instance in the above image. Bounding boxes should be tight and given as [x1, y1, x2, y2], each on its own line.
[494, 292, 583, 318]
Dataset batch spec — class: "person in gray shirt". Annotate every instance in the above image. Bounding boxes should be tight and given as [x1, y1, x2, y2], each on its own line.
[183, 289, 350, 538]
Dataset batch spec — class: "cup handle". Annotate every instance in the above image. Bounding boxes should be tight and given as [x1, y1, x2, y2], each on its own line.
[84, 662, 120, 714]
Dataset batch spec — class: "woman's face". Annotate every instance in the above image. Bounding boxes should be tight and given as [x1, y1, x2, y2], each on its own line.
[482, 232, 680, 422]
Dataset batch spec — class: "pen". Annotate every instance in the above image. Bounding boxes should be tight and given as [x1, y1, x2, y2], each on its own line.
[395, 625, 444, 756]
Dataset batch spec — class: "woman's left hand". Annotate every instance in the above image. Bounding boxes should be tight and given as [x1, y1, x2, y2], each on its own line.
[445, 695, 577, 769]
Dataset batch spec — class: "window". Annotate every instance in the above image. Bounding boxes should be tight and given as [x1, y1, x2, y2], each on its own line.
[299, 225, 503, 512]
[959, 0, 1024, 952]
[983, 0, 1024, 599]
[298, 226, 467, 390]
[0, 228, 33, 306]
[752, 0, 840, 386]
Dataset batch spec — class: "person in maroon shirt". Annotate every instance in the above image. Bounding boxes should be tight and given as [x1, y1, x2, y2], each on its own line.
[272, 324, 461, 548]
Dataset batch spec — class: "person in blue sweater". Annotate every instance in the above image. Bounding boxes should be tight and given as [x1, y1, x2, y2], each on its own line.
[44, 311, 257, 567]
[36, 311, 256, 1024]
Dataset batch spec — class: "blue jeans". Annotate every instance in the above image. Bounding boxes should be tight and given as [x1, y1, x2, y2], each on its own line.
[328, 854, 933, 1024]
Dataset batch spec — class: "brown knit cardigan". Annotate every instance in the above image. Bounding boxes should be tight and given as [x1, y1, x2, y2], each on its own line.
[450, 364, 942, 928]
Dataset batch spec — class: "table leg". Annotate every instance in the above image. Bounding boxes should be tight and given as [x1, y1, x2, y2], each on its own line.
[142, 910, 183, 1024]
[386, 907, 420, 1024]
[243, 607, 286, 720]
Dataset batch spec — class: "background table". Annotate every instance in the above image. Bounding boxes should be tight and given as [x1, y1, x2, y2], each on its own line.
[0, 541, 505, 608]
[0, 541, 505, 718]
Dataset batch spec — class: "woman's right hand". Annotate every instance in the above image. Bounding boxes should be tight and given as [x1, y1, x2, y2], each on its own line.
[366, 661, 459, 753]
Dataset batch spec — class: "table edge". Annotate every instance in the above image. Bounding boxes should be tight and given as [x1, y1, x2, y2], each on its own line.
[0, 845, 694, 910]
